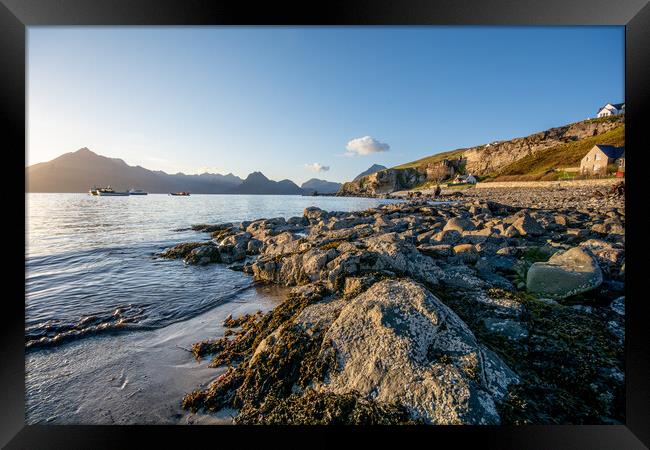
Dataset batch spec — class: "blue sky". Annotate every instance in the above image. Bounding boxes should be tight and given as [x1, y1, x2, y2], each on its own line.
[28, 26, 624, 184]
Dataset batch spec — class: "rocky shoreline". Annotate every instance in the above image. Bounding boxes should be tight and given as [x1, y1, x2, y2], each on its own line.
[160, 183, 625, 425]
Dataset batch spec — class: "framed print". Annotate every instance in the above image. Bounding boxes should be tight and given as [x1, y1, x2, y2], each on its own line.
[2, 0, 649, 448]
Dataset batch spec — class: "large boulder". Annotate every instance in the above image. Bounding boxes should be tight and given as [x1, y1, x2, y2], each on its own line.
[453, 244, 478, 264]
[247, 238, 264, 255]
[511, 213, 545, 236]
[262, 232, 305, 258]
[302, 248, 334, 281]
[579, 239, 625, 279]
[191, 222, 233, 233]
[251, 253, 306, 286]
[443, 217, 476, 233]
[216, 232, 251, 263]
[461, 228, 493, 244]
[184, 244, 221, 265]
[363, 233, 442, 287]
[415, 229, 439, 244]
[287, 215, 309, 226]
[526, 247, 603, 299]
[328, 216, 374, 231]
[317, 279, 518, 424]
[304, 207, 329, 222]
[431, 229, 462, 245]
[417, 244, 453, 257]
[159, 242, 209, 259]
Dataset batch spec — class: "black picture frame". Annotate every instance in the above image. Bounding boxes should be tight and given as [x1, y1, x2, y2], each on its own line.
[2, 0, 649, 448]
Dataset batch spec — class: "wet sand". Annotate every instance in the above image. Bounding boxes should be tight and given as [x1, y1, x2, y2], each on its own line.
[25, 283, 288, 425]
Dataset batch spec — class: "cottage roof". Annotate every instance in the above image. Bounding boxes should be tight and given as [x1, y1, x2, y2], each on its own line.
[594, 145, 625, 159]
[599, 102, 625, 111]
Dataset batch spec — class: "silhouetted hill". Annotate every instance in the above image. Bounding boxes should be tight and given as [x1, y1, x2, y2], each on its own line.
[228, 172, 304, 195]
[353, 164, 387, 181]
[26, 148, 246, 193]
[300, 178, 342, 194]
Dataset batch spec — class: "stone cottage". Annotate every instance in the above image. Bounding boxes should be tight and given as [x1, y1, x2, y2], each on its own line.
[580, 145, 625, 175]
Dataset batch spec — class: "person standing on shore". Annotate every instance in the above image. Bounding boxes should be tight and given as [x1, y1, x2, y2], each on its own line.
[434, 184, 441, 198]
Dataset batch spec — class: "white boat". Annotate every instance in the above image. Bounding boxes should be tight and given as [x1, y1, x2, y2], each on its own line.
[95, 186, 130, 196]
[128, 189, 148, 195]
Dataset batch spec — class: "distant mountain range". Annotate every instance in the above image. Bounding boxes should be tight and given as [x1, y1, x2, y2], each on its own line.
[26, 148, 390, 195]
[25, 148, 344, 195]
[229, 172, 303, 195]
[300, 178, 342, 194]
[353, 164, 387, 181]
[26, 148, 245, 194]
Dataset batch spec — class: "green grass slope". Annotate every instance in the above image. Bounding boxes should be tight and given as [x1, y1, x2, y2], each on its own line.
[391, 115, 623, 177]
[393, 148, 466, 170]
[490, 125, 624, 182]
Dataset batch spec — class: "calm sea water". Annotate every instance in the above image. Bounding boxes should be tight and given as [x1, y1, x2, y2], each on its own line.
[26, 193, 399, 350]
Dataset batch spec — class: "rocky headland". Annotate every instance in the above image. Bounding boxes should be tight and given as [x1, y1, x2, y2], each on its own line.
[337, 115, 624, 197]
[160, 183, 625, 425]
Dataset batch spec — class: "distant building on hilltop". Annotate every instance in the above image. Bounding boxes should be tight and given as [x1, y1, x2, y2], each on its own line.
[596, 102, 625, 117]
[580, 144, 625, 175]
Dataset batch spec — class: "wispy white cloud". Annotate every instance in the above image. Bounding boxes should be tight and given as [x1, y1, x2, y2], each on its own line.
[305, 162, 330, 172]
[345, 136, 390, 156]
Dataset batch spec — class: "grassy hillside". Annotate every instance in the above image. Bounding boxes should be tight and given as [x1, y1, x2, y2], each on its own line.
[342, 115, 625, 194]
[393, 148, 466, 170]
[392, 115, 623, 174]
[490, 125, 625, 181]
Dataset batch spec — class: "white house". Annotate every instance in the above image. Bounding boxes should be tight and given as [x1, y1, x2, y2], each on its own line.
[452, 173, 477, 184]
[596, 102, 625, 117]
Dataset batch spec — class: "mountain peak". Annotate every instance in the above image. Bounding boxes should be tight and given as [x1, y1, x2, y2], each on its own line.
[353, 164, 387, 181]
[27, 148, 297, 194]
[229, 171, 302, 195]
[300, 178, 342, 194]
[245, 171, 269, 182]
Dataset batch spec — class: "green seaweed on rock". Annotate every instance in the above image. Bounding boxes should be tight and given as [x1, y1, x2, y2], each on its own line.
[439, 287, 624, 424]
[235, 389, 417, 425]
[182, 280, 418, 424]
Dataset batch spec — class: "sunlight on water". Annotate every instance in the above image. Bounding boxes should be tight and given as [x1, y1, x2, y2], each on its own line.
[26, 193, 399, 349]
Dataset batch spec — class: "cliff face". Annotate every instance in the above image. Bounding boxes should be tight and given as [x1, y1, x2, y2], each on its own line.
[339, 168, 426, 196]
[463, 116, 624, 176]
[338, 115, 624, 196]
[339, 160, 463, 197]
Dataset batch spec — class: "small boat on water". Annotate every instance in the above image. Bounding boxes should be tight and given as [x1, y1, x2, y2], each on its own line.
[93, 186, 130, 196]
[169, 191, 190, 196]
[128, 189, 148, 195]
[89, 186, 99, 196]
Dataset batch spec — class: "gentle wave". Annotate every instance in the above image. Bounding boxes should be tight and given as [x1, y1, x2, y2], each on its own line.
[25, 282, 257, 351]
[26, 194, 400, 351]
[25, 304, 151, 350]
